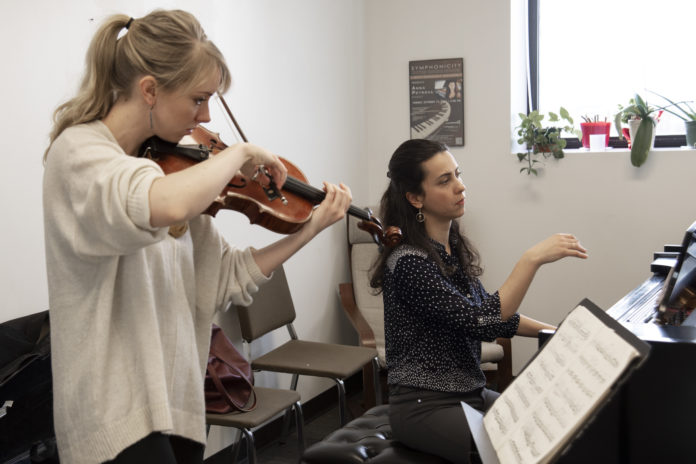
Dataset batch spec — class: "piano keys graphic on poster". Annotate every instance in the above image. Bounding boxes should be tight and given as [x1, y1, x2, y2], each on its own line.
[409, 58, 464, 146]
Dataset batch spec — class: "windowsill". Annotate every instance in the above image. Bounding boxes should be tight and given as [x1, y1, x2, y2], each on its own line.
[566, 146, 696, 154]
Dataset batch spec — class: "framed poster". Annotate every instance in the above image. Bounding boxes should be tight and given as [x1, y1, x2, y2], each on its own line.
[409, 58, 464, 146]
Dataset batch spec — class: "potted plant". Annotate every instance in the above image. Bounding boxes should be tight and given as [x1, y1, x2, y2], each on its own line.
[614, 93, 661, 167]
[515, 107, 581, 175]
[649, 90, 696, 148]
[580, 115, 611, 149]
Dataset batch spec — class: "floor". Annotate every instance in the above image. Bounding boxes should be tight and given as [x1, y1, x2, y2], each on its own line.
[251, 391, 365, 464]
[6, 397, 361, 464]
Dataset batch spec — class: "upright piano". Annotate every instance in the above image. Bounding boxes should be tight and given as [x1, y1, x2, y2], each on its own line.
[553, 222, 696, 463]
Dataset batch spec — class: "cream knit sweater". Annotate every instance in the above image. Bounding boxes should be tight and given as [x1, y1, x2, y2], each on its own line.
[43, 121, 268, 463]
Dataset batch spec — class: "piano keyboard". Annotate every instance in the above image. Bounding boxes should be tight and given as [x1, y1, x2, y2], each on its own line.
[606, 249, 687, 325]
[607, 274, 665, 324]
[410, 100, 451, 139]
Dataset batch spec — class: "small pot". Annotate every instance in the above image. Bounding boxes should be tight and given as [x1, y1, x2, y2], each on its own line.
[580, 122, 611, 149]
[685, 120, 696, 148]
[628, 119, 656, 149]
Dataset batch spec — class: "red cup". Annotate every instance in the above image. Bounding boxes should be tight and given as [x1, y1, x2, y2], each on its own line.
[580, 122, 611, 149]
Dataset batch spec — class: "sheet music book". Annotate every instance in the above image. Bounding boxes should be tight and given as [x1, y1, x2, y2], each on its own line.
[463, 298, 650, 464]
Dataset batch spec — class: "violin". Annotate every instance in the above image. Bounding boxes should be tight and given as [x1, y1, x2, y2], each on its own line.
[139, 97, 401, 248]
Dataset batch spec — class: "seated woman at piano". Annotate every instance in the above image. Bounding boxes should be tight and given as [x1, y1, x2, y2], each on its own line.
[369, 138, 588, 463]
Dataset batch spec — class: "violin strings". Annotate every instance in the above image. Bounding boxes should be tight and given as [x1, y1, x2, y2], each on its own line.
[205, 96, 373, 226]
[284, 177, 324, 202]
[283, 177, 369, 220]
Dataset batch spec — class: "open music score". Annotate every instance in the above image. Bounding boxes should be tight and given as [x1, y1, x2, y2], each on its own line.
[463, 299, 650, 464]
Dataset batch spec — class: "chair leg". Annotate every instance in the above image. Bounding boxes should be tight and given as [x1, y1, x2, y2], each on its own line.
[241, 428, 256, 464]
[293, 400, 305, 461]
[372, 357, 382, 406]
[334, 378, 347, 426]
[281, 374, 301, 442]
[289, 373, 300, 391]
[230, 433, 243, 464]
[279, 412, 290, 444]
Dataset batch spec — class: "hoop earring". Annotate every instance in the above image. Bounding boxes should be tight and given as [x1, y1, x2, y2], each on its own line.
[149, 106, 154, 130]
[416, 208, 425, 223]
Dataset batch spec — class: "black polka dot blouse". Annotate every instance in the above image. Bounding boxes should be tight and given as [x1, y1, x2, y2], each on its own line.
[383, 239, 520, 393]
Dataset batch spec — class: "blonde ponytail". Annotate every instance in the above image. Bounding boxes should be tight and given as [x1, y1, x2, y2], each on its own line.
[45, 10, 231, 160]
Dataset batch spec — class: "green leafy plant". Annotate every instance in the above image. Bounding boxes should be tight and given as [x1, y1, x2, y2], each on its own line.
[515, 107, 580, 175]
[648, 90, 696, 148]
[614, 93, 660, 167]
[649, 90, 696, 121]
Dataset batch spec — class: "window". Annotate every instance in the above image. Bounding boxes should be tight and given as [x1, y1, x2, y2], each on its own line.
[529, 0, 696, 148]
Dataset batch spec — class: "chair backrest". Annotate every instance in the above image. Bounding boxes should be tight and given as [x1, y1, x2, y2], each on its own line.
[347, 209, 387, 365]
[236, 265, 296, 342]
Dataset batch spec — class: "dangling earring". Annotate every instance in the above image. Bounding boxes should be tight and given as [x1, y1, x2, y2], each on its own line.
[416, 208, 425, 223]
[149, 106, 154, 130]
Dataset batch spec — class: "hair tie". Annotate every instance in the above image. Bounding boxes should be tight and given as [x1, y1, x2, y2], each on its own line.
[125, 17, 134, 29]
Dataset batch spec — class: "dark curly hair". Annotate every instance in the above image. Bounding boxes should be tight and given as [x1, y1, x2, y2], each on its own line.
[370, 139, 482, 290]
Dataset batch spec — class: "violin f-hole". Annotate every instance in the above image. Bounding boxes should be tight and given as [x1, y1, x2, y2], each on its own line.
[227, 178, 247, 189]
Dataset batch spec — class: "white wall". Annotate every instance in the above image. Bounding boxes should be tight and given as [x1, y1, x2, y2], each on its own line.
[5, 0, 696, 457]
[364, 0, 696, 374]
[1, 0, 365, 457]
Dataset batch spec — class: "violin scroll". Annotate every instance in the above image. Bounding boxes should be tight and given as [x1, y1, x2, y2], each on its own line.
[357, 209, 402, 248]
[382, 225, 403, 248]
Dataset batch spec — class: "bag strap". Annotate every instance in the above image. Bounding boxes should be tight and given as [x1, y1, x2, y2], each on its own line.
[209, 344, 252, 380]
[206, 357, 257, 412]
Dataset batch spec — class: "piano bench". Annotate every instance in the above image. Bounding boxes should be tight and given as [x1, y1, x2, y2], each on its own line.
[300, 405, 449, 464]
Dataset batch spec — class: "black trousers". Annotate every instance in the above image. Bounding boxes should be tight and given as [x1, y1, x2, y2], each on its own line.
[388, 386, 499, 464]
[103, 432, 204, 464]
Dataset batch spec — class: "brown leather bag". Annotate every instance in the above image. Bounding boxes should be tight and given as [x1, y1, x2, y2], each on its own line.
[204, 324, 256, 413]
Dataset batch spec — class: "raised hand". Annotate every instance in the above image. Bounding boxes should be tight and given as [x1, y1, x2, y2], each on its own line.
[523, 233, 588, 266]
[499, 233, 588, 321]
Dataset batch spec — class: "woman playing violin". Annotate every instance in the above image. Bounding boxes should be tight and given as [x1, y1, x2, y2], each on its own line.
[42, 9, 351, 464]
